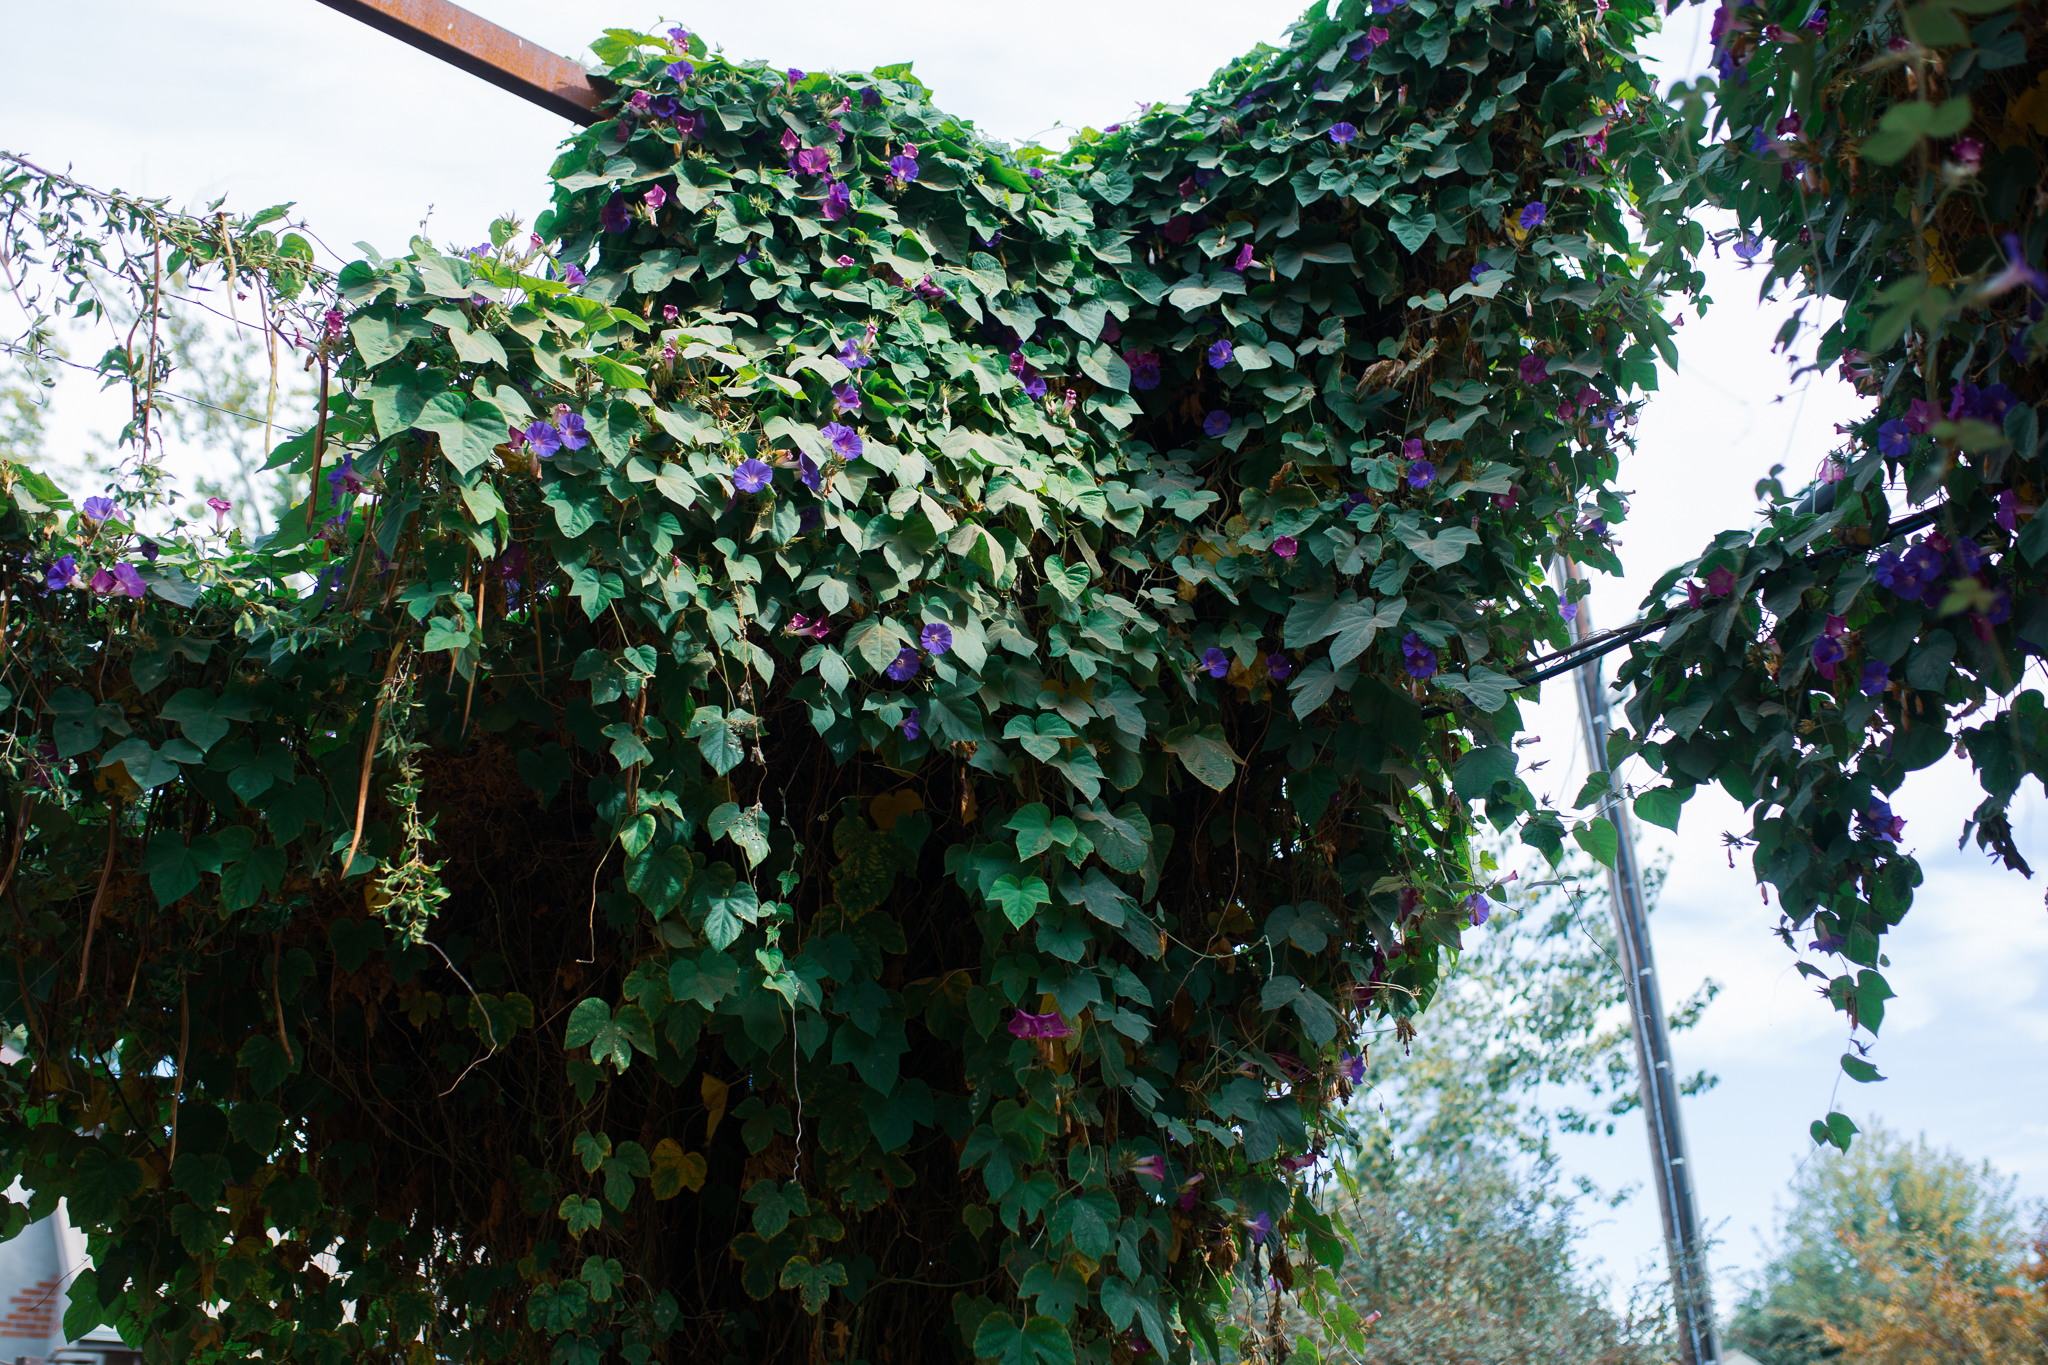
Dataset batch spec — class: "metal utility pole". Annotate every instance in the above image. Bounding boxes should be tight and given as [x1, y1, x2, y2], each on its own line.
[1558, 561, 1718, 1365]
[315, 0, 606, 125]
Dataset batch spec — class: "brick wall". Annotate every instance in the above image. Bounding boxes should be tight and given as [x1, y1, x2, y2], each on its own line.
[0, 1275, 59, 1339]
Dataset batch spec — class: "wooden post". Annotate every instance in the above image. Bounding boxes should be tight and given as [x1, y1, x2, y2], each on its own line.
[314, 0, 606, 124]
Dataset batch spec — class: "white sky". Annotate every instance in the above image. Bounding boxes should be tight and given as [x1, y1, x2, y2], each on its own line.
[4, 0, 2043, 1323]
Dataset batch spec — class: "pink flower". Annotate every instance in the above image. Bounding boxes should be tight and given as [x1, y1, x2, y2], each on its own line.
[645, 185, 668, 210]
[206, 495, 232, 530]
[1705, 566, 1736, 596]
[1272, 536, 1299, 559]
[1132, 1155, 1167, 1182]
[780, 128, 800, 152]
[1008, 1009, 1073, 1040]
[1518, 354, 1548, 385]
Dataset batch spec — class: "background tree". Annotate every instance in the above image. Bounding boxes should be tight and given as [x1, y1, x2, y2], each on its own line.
[1729, 1123, 2048, 1365]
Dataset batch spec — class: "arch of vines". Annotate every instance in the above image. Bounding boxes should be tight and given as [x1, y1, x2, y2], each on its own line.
[0, 0, 2043, 1359]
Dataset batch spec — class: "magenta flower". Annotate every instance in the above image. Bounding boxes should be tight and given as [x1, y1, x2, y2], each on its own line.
[81, 495, 117, 524]
[600, 193, 630, 234]
[921, 622, 953, 655]
[1201, 647, 1230, 678]
[1266, 653, 1292, 681]
[732, 459, 772, 493]
[1133, 1155, 1167, 1182]
[795, 146, 832, 177]
[1203, 410, 1230, 437]
[1231, 242, 1254, 272]
[1124, 351, 1161, 390]
[1950, 137, 1984, 172]
[1519, 202, 1548, 230]
[1207, 339, 1234, 369]
[1859, 660, 1889, 696]
[820, 422, 864, 460]
[324, 307, 346, 340]
[112, 563, 147, 598]
[886, 647, 921, 681]
[1329, 122, 1358, 144]
[206, 495, 232, 530]
[1272, 536, 1298, 559]
[823, 180, 853, 221]
[644, 185, 667, 211]
[786, 67, 805, 85]
[1518, 355, 1548, 385]
[1811, 633, 1846, 680]
[1400, 633, 1437, 680]
[1702, 566, 1734, 597]
[1008, 1009, 1073, 1039]
[901, 709, 921, 740]
[88, 568, 118, 594]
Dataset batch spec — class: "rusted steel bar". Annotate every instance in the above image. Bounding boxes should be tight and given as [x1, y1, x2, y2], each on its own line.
[315, 0, 606, 124]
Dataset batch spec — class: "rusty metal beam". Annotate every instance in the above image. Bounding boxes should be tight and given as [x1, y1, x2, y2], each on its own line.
[315, 0, 606, 124]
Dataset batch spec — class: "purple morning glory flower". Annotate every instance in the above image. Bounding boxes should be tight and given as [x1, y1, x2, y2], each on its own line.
[1560, 601, 1579, 622]
[88, 568, 117, 595]
[821, 422, 864, 460]
[525, 421, 562, 459]
[1470, 262, 1494, 283]
[861, 87, 881, 109]
[1201, 647, 1230, 678]
[562, 263, 587, 286]
[1877, 419, 1912, 459]
[1124, 351, 1161, 390]
[795, 147, 832, 177]
[1340, 1052, 1365, 1084]
[1859, 660, 1889, 696]
[1207, 339, 1234, 369]
[1231, 242, 1254, 272]
[1272, 536, 1299, 559]
[1022, 374, 1048, 400]
[1008, 1009, 1073, 1039]
[45, 555, 77, 592]
[666, 60, 694, 82]
[1998, 489, 2019, 532]
[1465, 893, 1490, 926]
[80, 496, 117, 524]
[1133, 1154, 1167, 1182]
[836, 335, 873, 369]
[1858, 799, 1905, 843]
[799, 454, 824, 492]
[1949, 382, 2019, 424]
[1400, 633, 1438, 680]
[1518, 355, 1548, 385]
[1406, 461, 1436, 488]
[921, 622, 953, 655]
[557, 410, 588, 450]
[139, 539, 158, 563]
[600, 193, 631, 234]
[644, 184, 668, 211]
[1329, 122, 1358, 145]
[901, 709, 921, 740]
[1519, 202, 1547, 230]
[112, 563, 146, 598]
[667, 26, 690, 46]
[650, 95, 678, 119]
[1705, 566, 1736, 597]
[1248, 1212, 1273, 1245]
[886, 647, 921, 681]
[1988, 232, 2048, 297]
[832, 382, 862, 414]
[1203, 410, 1230, 437]
[890, 153, 920, 181]
[1811, 633, 1846, 680]
[1732, 234, 1764, 262]
[787, 68, 805, 84]
[732, 458, 773, 493]
[1266, 653, 1292, 681]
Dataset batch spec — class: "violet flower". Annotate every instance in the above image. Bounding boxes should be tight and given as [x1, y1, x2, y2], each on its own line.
[644, 185, 668, 211]
[835, 334, 874, 369]
[921, 622, 953, 655]
[795, 147, 832, 177]
[732, 458, 773, 493]
[890, 152, 920, 181]
[1231, 242, 1254, 272]
[1987, 233, 2048, 297]
[1859, 660, 1889, 696]
[1705, 566, 1736, 597]
[1519, 202, 1548, 230]
[557, 409, 589, 450]
[823, 181, 853, 220]
[1329, 122, 1358, 145]
[80, 495, 116, 524]
[1207, 339, 1234, 369]
[1406, 460, 1435, 488]
[525, 421, 562, 459]
[799, 453, 824, 492]
[110, 563, 145, 597]
[821, 422, 864, 460]
[1340, 1052, 1365, 1084]
[562, 263, 587, 286]
[1266, 653, 1292, 681]
[1998, 489, 2019, 532]
[139, 539, 158, 562]
[1124, 351, 1161, 390]
[1201, 647, 1230, 678]
[1203, 411, 1230, 437]
[1248, 1212, 1273, 1245]
[600, 193, 630, 234]
[666, 60, 694, 82]
[901, 709, 921, 740]
[1560, 601, 1579, 622]
[1878, 419, 1912, 459]
[1400, 633, 1437, 679]
[1732, 234, 1763, 262]
[886, 647, 921, 681]
[1465, 893, 1490, 926]
[1858, 799, 1905, 843]
[1811, 633, 1846, 680]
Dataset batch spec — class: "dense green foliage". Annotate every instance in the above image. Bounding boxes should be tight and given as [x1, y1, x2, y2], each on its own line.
[1615, 0, 2048, 1149]
[2, 0, 2045, 1360]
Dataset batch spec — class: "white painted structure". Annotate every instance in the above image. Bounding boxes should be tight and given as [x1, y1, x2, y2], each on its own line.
[0, 1201, 134, 1365]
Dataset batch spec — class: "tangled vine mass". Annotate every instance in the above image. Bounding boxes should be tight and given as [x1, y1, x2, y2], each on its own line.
[0, 0, 2044, 1360]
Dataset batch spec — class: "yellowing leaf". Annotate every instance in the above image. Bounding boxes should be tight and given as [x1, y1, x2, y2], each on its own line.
[649, 1138, 707, 1199]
